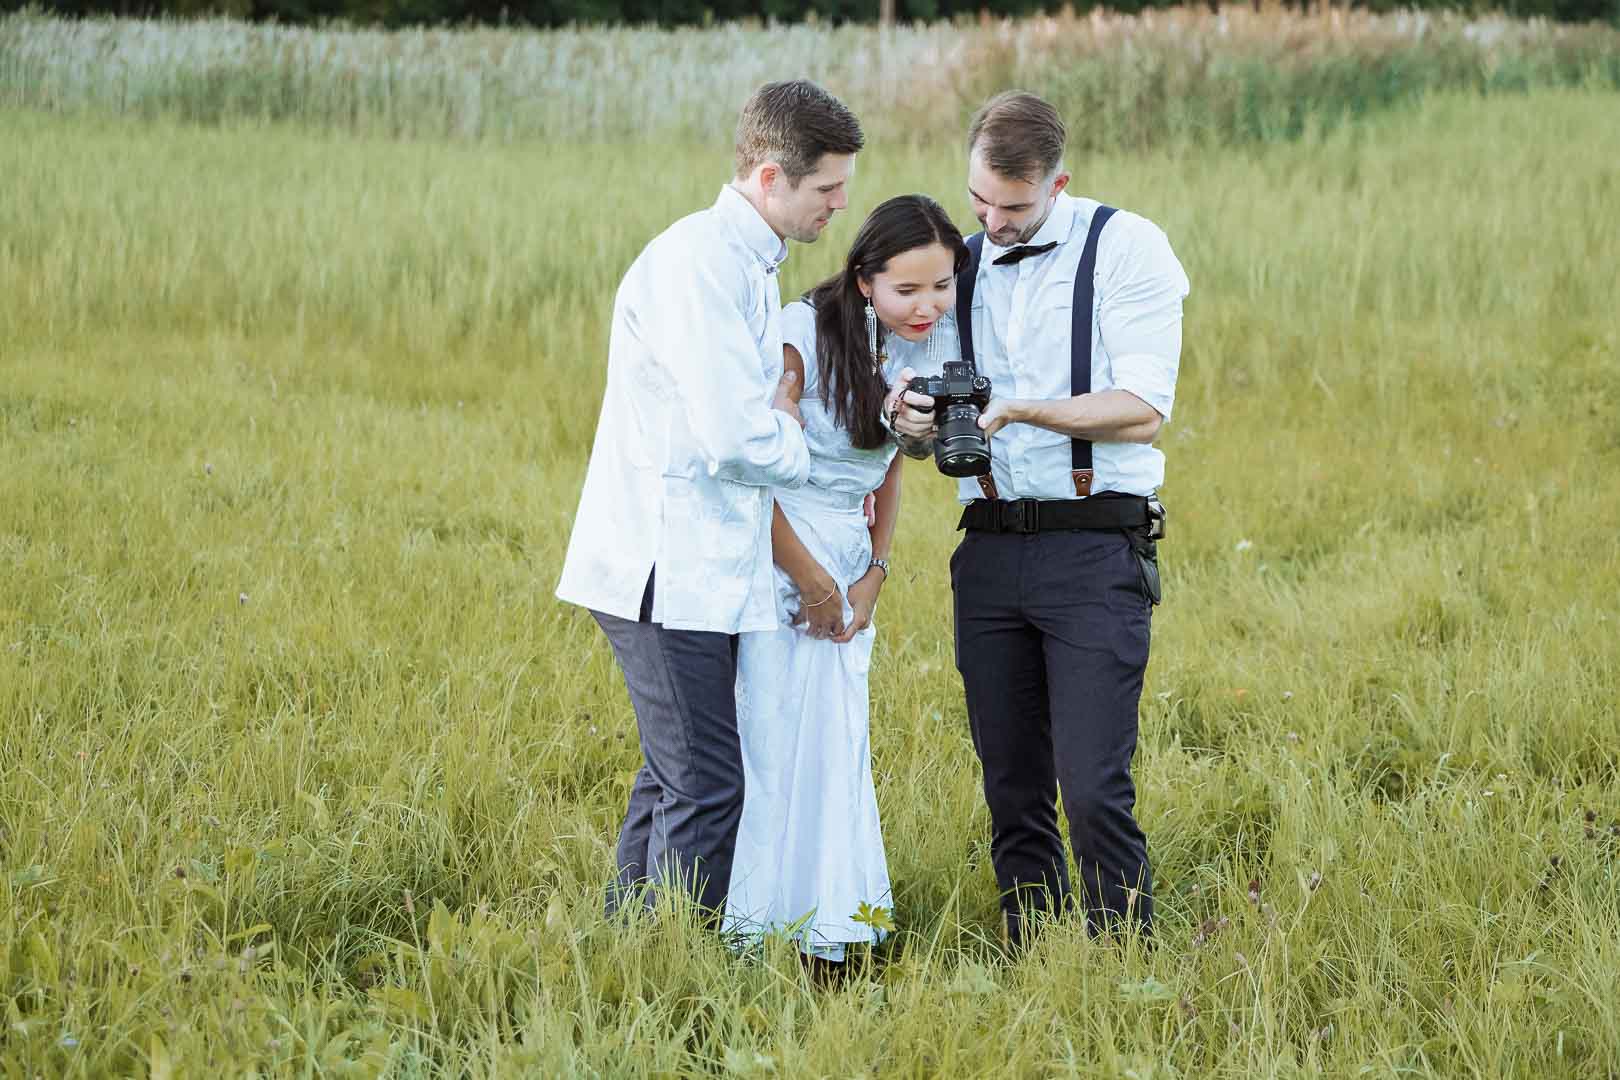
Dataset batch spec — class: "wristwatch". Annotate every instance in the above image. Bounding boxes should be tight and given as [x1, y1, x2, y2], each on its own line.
[869, 558, 890, 580]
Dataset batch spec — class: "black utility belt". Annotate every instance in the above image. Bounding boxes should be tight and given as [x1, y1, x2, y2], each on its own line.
[958, 495, 1152, 534]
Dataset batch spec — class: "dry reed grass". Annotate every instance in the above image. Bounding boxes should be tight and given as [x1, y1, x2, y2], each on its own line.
[3, 6, 1617, 147]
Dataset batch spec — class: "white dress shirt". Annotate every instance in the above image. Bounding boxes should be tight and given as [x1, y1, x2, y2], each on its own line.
[942, 192, 1189, 502]
[556, 186, 811, 633]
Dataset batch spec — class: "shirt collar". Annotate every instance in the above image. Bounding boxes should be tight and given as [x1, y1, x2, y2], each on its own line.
[983, 190, 1078, 260]
[716, 185, 788, 272]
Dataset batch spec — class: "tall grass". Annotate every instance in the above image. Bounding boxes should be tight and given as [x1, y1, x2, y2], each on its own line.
[4, 6, 1620, 148]
[2, 79, 1619, 1076]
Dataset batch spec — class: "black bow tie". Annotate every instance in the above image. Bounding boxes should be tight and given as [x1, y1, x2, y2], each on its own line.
[991, 241, 1058, 266]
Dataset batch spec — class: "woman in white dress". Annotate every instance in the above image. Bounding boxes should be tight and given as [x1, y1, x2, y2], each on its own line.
[726, 195, 968, 964]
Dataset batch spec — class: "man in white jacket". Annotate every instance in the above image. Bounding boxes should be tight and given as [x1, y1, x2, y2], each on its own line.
[557, 80, 863, 920]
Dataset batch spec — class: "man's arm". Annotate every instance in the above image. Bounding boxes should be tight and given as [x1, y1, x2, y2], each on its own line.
[1094, 216, 1187, 427]
[646, 247, 809, 488]
[975, 214, 1188, 448]
[976, 388, 1162, 443]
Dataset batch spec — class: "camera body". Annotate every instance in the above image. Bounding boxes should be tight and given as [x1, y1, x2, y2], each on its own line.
[908, 360, 993, 477]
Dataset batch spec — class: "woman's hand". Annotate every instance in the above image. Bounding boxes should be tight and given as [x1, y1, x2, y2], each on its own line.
[790, 575, 845, 640]
[831, 568, 883, 644]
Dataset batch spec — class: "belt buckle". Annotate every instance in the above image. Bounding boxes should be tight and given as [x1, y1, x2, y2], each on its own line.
[1004, 498, 1039, 534]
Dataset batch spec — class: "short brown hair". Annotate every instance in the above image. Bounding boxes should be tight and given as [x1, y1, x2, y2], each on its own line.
[967, 91, 1066, 183]
[735, 80, 864, 184]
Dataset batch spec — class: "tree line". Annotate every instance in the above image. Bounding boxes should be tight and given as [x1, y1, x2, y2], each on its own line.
[11, 0, 1616, 31]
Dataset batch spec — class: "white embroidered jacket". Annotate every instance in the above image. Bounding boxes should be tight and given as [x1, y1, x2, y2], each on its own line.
[556, 186, 811, 633]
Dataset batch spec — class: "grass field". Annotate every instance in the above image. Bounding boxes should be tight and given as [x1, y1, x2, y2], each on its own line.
[3, 63, 1620, 1077]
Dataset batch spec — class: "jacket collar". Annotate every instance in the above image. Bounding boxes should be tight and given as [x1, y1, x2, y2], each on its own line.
[717, 185, 788, 272]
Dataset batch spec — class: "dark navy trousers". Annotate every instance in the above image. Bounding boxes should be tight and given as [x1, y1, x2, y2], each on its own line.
[951, 527, 1154, 943]
[592, 574, 744, 921]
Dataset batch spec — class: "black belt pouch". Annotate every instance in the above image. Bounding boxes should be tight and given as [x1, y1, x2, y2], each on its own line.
[1125, 528, 1162, 606]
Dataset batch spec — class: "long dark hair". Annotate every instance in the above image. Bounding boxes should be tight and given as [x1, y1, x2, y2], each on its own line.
[805, 194, 969, 450]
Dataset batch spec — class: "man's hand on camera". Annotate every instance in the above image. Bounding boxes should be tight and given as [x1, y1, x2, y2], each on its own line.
[976, 396, 1022, 439]
[772, 369, 804, 428]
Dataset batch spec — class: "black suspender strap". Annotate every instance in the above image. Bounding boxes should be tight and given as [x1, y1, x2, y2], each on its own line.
[953, 206, 1118, 499]
[956, 232, 984, 370]
[1071, 205, 1117, 497]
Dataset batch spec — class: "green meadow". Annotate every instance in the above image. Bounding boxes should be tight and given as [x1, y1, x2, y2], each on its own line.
[3, 47, 1620, 1078]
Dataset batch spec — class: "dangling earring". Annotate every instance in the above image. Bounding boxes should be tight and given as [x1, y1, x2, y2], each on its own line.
[864, 298, 883, 373]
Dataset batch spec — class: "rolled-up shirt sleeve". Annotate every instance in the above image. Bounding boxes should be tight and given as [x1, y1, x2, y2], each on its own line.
[1099, 215, 1189, 422]
[646, 247, 810, 488]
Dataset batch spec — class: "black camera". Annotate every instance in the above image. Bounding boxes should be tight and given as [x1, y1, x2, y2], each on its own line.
[908, 361, 993, 477]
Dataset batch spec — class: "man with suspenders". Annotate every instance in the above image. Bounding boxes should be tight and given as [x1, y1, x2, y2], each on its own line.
[890, 91, 1190, 946]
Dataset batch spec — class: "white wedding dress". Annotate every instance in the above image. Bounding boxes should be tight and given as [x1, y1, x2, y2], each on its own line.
[725, 301, 938, 959]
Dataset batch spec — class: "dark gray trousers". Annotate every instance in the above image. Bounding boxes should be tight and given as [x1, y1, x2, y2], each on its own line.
[951, 527, 1154, 944]
[591, 576, 743, 921]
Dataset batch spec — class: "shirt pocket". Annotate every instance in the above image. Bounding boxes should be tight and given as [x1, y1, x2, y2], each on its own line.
[1036, 277, 1102, 390]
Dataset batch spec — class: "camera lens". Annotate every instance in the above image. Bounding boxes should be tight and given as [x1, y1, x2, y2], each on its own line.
[935, 403, 991, 477]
